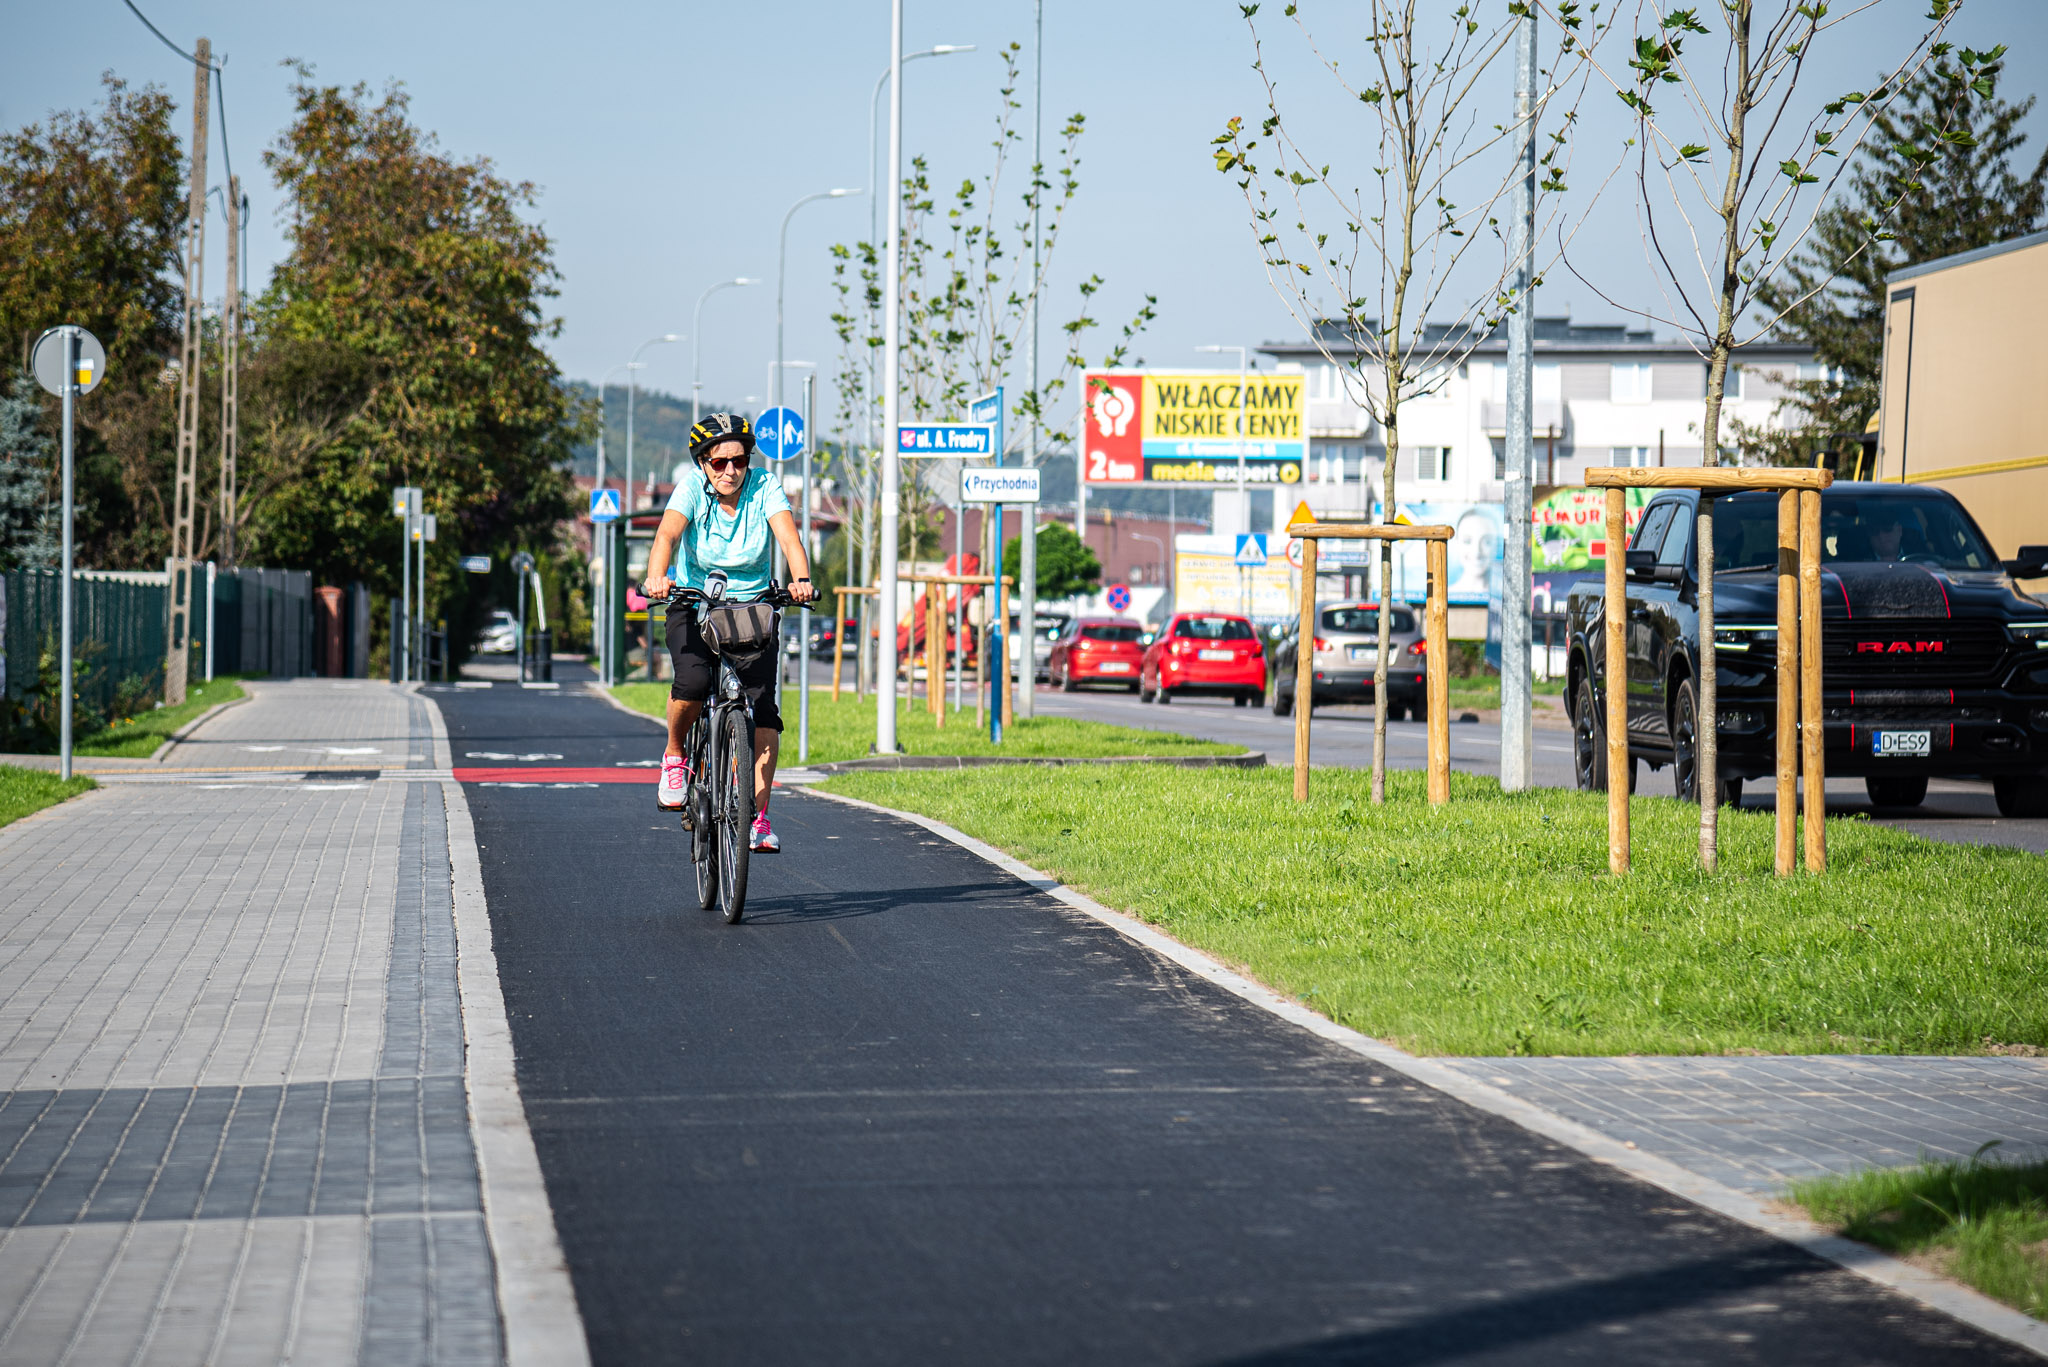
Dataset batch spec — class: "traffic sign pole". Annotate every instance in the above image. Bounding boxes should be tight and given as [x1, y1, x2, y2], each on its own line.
[58, 331, 77, 780]
[799, 377, 814, 763]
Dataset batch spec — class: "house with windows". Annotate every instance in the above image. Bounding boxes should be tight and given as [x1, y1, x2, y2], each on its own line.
[1255, 313, 1817, 518]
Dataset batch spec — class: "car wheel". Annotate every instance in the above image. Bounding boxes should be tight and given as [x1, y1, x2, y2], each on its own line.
[1572, 677, 1634, 793]
[1992, 772, 2048, 818]
[1865, 775, 1928, 809]
[1271, 683, 1292, 717]
[1233, 692, 1250, 707]
[1672, 678, 1701, 802]
[1140, 679, 1156, 703]
[1157, 688, 1172, 705]
[1061, 665, 1079, 693]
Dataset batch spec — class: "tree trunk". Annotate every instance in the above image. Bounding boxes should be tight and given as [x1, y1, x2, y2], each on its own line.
[1373, 403, 1399, 805]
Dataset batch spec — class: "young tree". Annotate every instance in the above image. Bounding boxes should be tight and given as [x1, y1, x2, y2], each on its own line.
[1003, 520, 1100, 601]
[1740, 55, 2045, 465]
[1213, 0, 1600, 803]
[1557, 0, 1990, 868]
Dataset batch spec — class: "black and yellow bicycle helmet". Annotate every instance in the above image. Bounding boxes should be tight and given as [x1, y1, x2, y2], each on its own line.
[687, 412, 756, 461]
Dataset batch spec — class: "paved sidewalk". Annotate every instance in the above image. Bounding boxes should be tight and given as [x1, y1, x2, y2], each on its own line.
[1434, 1054, 2048, 1195]
[0, 682, 507, 1365]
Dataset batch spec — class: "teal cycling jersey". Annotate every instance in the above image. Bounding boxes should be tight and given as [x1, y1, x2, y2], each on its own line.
[664, 467, 792, 597]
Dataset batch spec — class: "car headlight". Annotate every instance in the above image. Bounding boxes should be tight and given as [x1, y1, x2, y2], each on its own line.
[2007, 622, 2048, 650]
[1713, 625, 1776, 653]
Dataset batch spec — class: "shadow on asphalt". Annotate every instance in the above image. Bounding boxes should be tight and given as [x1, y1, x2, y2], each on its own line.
[740, 878, 1020, 926]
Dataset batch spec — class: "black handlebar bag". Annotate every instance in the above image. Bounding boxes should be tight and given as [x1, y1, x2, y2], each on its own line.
[701, 600, 778, 662]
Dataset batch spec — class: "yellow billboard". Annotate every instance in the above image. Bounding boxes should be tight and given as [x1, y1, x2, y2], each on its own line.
[1083, 369, 1308, 484]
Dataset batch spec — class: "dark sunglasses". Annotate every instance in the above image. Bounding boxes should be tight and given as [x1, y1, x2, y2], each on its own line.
[703, 454, 750, 473]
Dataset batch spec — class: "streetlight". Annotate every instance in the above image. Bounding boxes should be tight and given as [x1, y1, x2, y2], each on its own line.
[778, 189, 861, 409]
[1128, 530, 1167, 589]
[1197, 344, 1251, 614]
[628, 333, 683, 512]
[692, 278, 759, 428]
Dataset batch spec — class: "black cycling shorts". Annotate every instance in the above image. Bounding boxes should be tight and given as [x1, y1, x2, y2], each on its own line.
[666, 609, 783, 731]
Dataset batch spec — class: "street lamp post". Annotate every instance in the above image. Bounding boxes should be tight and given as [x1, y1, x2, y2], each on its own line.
[628, 334, 683, 514]
[595, 359, 631, 687]
[1128, 530, 1166, 588]
[877, 0, 907, 754]
[692, 278, 759, 429]
[779, 190, 861, 411]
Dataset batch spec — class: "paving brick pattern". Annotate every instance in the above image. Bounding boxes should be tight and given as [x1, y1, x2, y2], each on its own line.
[0, 683, 499, 1365]
[1436, 1054, 2048, 1194]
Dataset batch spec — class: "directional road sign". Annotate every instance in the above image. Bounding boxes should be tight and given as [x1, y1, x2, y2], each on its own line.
[960, 468, 1041, 503]
[31, 327, 106, 397]
[969, 389, 1004, 462]
[460, 555, 491, 574]
[898, 423, 995, 457]
[1105, 583, 1131, 613]
[1234, 533, 1269, 567]
[755, 406, 805, 462]
[590, 488, 622, 522]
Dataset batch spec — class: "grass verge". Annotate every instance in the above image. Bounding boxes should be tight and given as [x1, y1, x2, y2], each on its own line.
[609, 684, 1245, 764]
[74, 677, 249, 758]
[1791, 1149, 2048, 1320]
[0, 765, 95, 829]
[816, 764, 2048, 1057]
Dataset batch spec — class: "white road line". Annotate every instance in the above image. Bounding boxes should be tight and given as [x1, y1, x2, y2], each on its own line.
[802, 785, 2048, 1363]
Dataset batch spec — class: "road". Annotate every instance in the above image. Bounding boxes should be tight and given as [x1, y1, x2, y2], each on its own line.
[440, 679, 2025, 1364]
[1028, 684, 2048, 855]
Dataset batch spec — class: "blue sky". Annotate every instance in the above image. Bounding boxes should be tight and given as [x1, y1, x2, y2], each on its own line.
[9, 1, 2046, 435]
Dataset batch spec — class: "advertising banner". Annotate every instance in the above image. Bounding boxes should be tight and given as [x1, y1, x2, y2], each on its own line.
[1083, 370, 1308, 486]
[1173, 534, 1297, 620]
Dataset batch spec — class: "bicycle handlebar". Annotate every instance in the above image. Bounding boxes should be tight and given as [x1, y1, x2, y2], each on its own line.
[666, 581, 798, 610]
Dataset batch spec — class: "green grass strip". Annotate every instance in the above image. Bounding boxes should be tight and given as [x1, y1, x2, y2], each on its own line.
[609, 684, 1244, 764]
[1791, 1150, 2048, 1320]
[818, 764, 2048, 1057]
[73, 677, 249, 758]
[0, 764, 95, 829]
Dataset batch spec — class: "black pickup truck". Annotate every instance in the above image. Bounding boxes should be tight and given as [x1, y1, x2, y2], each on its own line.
[1564, 482, 2048, 816]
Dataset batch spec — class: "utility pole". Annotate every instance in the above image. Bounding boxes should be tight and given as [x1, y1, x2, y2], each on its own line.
[218, 174, 241, 567]
[1017, 0, 1043, 719]
[875, 0, 905, 753]
[167, 36, 210, 706]
[1500, 10, 1538, 793]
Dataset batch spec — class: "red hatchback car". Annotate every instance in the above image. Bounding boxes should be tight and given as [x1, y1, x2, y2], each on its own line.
[1141, 612, 1266, 706]
[1047, 617, 1147, 692]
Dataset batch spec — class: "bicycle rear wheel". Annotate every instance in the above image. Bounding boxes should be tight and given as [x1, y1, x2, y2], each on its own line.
[715, 706, 755, 924]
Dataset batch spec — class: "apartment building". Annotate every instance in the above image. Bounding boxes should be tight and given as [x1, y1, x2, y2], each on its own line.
[1256, 313, 1816, 514]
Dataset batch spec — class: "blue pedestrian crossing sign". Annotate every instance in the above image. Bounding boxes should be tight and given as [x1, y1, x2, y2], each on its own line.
[590, 488, 622, 522]
[1234, 533, 1269, 567]
[755, 406, 805, 462]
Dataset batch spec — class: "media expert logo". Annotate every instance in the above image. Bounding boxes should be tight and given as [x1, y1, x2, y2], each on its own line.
[1082, 370, 1307, 484]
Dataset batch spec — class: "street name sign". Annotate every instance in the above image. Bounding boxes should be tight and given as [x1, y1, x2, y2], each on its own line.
[755, 406, 805, 462]
[898, 423, 995, 457]
[460, 555, 491, 574]
[960, 468, 1041, 503]
[969, 389, 1005, 463]
[590, 488, 622, 522]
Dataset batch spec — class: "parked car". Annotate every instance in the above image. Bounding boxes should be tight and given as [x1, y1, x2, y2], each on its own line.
[1267, 602, 1427, 718]
[1141, 612, 1266, 705]
[1563, 482, 2048, 815]
[1008, 611, 1071, 683]
[1047, 617, 1147, 692]
[809, 617, 860, 660]
[475, 609, 517, 654]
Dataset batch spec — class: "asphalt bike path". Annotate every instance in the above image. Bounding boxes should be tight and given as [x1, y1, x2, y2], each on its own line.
[442, 681, 2027, 1365]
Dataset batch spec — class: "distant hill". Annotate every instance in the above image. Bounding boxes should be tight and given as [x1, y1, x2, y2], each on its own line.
[565, 381, 741, 481]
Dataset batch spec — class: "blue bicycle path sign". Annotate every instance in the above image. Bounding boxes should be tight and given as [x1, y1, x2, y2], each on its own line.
[756, 406, 805, 462]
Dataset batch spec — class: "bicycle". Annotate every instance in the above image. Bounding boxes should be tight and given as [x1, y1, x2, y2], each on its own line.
[667, 573, 794, 925]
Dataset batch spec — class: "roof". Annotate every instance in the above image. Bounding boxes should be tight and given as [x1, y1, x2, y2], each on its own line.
[1258, 313, 1810, 361]
[1886, 227, 2048, 286]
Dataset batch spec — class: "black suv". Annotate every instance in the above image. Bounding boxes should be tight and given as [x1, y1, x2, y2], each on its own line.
[1564, 483, 2048, 816]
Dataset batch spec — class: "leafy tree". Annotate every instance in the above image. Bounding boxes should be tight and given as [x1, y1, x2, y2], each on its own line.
[252, 69, 585, 654]
[1004, 520, 1098, 601]
[0, 75, 185, 568]
[0, 376, 58, 569]
[1742, 58, 2047, 465]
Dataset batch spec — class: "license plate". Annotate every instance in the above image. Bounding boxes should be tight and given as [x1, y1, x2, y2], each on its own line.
[1198, 649, 1233, 662]
[1348, 646, 1377, 664]
[1098, 661, 1132, 673]
[1872, 729, 1931, 757]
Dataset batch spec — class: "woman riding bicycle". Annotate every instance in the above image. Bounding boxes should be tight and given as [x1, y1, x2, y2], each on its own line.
[641, 412, 817, 852]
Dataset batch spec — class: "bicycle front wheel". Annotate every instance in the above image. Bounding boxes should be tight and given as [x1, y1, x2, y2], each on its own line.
[715, 705, 755, 924]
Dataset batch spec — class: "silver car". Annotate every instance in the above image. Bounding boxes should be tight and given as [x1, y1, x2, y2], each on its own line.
[1267, 601, 1428, 718]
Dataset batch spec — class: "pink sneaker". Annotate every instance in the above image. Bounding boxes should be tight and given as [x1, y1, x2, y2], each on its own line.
[749, 813, 780, 853]
[657, 755, 689, 811]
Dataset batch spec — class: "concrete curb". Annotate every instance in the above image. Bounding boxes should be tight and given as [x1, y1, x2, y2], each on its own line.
[801, 784, 2048, 1362]
[419, 696, 591, 1367]
[149, 684, 256, 761]
[584, 680, 666, 726]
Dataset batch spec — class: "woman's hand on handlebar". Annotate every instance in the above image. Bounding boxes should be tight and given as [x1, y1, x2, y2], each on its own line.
[642, 573, 674, 601]
[790, 580, 818, 606]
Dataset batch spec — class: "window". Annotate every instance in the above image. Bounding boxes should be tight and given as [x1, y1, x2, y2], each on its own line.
[1724, 365, 1744, 400]
[1630, 501, 1677, 556]
[1611, 445, 1652, 468]
[1611, 362, 1652, 403]
[1080, 624, 1145, 643]
[1489, 361, 1560, 402]
[1322, 606, 1417, 634]
[1711, 492, 1997, 571]
[1410, 446, 1452, 481]
[1657, 506, 1693, 569]
[1175, 617, 1256, 640]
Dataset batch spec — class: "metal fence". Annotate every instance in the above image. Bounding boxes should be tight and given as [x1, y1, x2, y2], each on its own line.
[1, 569, 169, 715]
[211, 568, 313, 679]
